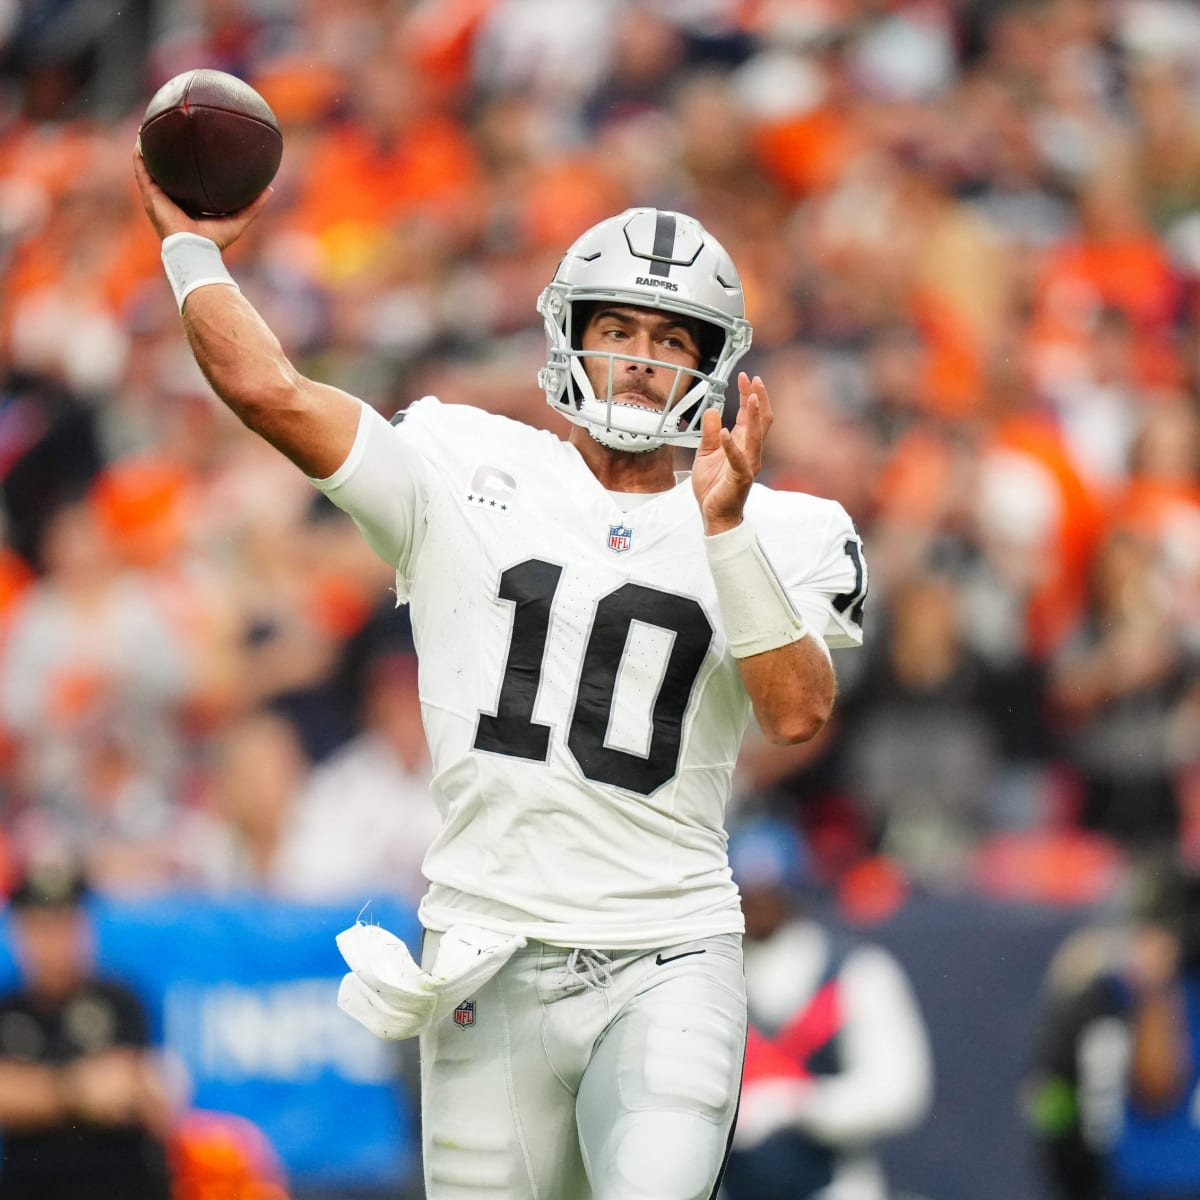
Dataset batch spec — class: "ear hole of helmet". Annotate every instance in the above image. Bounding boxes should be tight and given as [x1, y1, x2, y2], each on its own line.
[570, 301, 597, 350]
[697, 321, 723, 375]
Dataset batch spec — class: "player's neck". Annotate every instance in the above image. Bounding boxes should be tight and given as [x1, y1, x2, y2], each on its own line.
[569, 427, 678, 493]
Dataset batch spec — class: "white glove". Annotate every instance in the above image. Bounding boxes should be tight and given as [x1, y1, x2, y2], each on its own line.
[336, 923, 437, 1040]
[336, 922, 526, 1041]
[427, 924, 527, 1024]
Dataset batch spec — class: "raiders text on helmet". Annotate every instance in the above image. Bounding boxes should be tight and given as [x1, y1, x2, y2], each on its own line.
[537, 209, 753, 452]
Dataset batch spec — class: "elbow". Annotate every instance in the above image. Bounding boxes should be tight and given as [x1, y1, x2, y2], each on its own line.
[859, 1088, 933, 1142]
[759, 697, 833, 746]
[884, 1072, 935, 1136]
[902, 1063, 935, 1128]
[745, 642, 838, 744]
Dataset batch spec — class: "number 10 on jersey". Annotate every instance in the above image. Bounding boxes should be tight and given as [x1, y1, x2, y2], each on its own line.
[473, 559, 713, 797]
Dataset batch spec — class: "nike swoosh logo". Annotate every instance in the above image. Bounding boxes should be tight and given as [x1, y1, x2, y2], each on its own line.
[655, 949, 707, 966]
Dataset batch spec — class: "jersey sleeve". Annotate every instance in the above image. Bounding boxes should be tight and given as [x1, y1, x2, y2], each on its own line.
[308, 398, 438, 600]
[756, 495, 868, 650]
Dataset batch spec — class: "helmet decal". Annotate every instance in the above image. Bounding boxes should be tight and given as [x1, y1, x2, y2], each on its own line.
[646, 210, 677, 276]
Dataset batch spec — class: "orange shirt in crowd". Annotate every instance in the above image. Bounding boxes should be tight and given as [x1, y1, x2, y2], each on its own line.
[1035, 231, 1180, 338]
[286, 114, 481, 244]
[988, 413, 1106, 659]
[752, 104, 865, 200]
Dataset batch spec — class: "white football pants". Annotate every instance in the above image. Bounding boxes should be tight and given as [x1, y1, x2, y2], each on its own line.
[419, 932, 746, 1199]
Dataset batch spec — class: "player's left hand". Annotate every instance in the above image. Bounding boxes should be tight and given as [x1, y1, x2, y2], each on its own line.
[692, 372, 772, 536]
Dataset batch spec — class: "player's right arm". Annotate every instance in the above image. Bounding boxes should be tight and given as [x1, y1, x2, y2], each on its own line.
[132, 151, 360, 479]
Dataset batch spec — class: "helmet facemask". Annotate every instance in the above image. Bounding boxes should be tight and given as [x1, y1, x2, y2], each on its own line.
[537, 209, 753, 453]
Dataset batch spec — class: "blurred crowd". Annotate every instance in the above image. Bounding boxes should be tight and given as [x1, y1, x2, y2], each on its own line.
[0, 0, 1197, 918]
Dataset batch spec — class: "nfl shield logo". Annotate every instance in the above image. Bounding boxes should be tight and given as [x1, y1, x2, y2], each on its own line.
[453, 1000, 475, 1028]
[608, 524, 633, 554]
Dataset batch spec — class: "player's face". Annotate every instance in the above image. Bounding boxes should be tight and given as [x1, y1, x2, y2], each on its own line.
[579, 305, 702, 413]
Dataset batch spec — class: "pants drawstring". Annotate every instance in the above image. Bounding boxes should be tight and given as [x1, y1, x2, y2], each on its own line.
[562, 947, 613, 990]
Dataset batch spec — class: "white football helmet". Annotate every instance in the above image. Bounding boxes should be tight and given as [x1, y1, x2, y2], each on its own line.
[537, 208, 753, 452]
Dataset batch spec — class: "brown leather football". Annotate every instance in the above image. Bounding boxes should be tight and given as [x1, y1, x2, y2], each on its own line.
[138, 69, 283, 217]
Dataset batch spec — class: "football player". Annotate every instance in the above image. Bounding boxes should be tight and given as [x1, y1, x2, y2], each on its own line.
[133, 152, 868, 1200]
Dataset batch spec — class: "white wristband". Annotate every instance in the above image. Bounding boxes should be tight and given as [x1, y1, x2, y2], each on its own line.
[161, 232, 239, 312]
[705, 520, 811, 658]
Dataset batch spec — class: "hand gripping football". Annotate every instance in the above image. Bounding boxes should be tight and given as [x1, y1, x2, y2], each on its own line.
[138, 68, 283, 217]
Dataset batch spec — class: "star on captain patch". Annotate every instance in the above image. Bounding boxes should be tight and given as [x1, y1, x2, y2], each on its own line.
[465, 464, 516, 512]
[607, 524, 633, 554]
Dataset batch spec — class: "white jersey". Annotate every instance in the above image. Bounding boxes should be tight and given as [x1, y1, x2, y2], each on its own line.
[312, 398, 866, 948]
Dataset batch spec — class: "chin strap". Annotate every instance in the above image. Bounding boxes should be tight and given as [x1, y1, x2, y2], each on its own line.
[586, 424, 663, 453]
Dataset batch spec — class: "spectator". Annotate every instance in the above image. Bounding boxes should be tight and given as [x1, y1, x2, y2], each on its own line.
[834, 568, 1011, 887]
[1118, 871, 1200, 1199]
[1027, 853, 1200, 1200]
[0, 0, 155, 120]
[285, 48, 482, 253]
[1109, 393, 1200, 652]
[178, 709, 309, 894]
[273, 642, 440, 905]
[0, 497, 193, 831]
[0, 857, 174, 1200]
[1048, 527, 1196, 852]
[724, 816, 933, 1200]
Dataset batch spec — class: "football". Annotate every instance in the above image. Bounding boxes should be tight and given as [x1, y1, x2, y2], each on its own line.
[138, 68, 283, 217]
